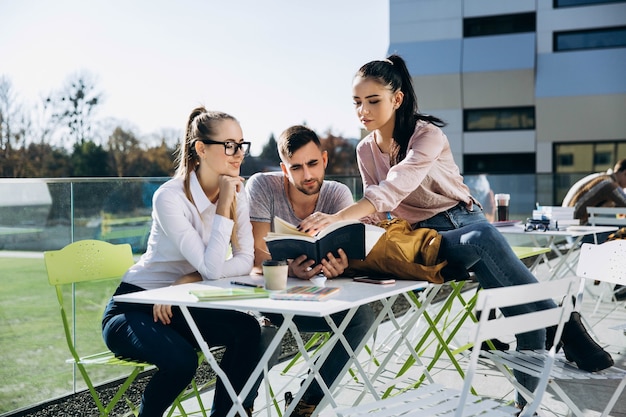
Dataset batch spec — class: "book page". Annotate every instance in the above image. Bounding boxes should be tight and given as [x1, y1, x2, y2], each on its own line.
[365, 224, 385, 256]
[273, 216, 310, 237]
[316, 219, 362, 239]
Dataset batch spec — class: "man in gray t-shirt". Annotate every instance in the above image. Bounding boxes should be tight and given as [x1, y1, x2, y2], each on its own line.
[244, 125, 374, 417]
[246, 128, 354, 279]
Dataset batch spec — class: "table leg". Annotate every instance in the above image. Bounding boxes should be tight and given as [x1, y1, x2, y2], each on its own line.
[179, 306, 249, 417]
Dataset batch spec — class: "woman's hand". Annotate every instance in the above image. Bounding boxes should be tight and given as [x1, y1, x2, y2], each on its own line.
[215, 175, 244, 218]
[153, 304, 173, 325]
[298, 211, 340, 236]
[173, 271, 202, 285]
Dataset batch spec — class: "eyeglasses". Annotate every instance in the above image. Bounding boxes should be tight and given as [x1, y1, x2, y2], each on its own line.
[198, 139, 251, 156]
[524, 219, 551, 232]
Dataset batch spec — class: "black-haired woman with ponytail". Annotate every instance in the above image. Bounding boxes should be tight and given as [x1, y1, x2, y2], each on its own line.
[299, 55, 613, 411]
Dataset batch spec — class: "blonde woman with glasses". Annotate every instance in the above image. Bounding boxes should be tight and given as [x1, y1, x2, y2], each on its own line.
[102, 106, 259, 417]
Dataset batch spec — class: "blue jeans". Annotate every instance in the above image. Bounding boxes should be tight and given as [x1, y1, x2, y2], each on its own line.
[264, 305, 375, 405]
[102, 283, 262, 417]
[415, 203, 556, 406]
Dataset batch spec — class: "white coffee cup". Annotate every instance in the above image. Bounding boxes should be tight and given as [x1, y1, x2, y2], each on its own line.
[262, 260, 288, 291]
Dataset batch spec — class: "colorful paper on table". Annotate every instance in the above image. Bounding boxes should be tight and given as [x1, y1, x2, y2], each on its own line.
[269, 285, 340, 301]
[189, 287, 270, 301]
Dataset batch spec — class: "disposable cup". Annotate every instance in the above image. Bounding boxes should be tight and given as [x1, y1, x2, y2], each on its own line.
[262, 260, 288, 291]
[494, 193, 510, 222]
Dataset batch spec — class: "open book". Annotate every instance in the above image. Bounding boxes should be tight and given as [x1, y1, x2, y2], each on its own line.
[264, 216, 367, 264]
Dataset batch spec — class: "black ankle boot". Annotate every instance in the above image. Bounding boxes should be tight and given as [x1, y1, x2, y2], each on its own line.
[559, 312, 614, 372]
[545, 324, 564, 352]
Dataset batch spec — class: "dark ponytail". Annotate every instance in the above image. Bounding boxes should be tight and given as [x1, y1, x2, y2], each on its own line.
[356, 54, 446, 165]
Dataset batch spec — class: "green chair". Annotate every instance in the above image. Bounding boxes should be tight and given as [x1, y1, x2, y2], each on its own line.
[44, 239, 207, 417]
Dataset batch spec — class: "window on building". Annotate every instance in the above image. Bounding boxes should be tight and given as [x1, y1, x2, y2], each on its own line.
[554, 0, 625, 8]
[554, 26, 626, 51]
[464, 153, 536, 174]
[464, 107, 535, 131]
[554, 141, 625, 173]
[464, 12, 535, 37]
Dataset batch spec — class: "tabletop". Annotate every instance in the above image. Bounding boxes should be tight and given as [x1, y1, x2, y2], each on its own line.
[114, 275, 429, 317]
[495, 224, 617, 237]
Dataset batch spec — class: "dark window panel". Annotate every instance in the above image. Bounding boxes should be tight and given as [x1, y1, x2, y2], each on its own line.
[464, 12, 535, 37]
[554, 26, 626, 51]
[554, 0, 625, 8]
[464, 153, 536, 174]
[464, 107, 535, 132]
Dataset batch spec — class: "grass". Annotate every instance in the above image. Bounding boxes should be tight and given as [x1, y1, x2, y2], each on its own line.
[0, 256, 127, 414]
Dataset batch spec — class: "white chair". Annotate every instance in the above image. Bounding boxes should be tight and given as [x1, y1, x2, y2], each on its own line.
[586, 206, 626, 246]
[482, 243, 626, 417]
[586, 207, 626, 228]
[577, 240, 626, 327]
[334, 277, 580, 417]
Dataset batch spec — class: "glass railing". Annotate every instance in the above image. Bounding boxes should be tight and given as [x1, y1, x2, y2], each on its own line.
[0, 172, 585, 413]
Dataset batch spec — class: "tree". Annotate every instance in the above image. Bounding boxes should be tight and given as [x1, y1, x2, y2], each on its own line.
[107, 126, 142, 177]
[258, 133, 281, 166]
[320, 131, 358, 175]
[70, 140, 109, 177]
[45, 71, 103, 147]
[0, 76, 30, 177]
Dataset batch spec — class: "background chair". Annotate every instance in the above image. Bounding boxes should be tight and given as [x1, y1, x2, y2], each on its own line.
[335, 277, 580, 417]
[482, 243, 626, 417]
[576, 240, 626, 333]
[44, 239, 207, 417]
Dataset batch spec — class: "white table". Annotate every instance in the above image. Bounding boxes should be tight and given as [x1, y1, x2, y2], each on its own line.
[114, 276, 429, 417]
[496, 224, 617, 280]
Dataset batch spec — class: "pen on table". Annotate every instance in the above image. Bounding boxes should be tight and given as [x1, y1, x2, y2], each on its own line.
[230, 281, 263, 288]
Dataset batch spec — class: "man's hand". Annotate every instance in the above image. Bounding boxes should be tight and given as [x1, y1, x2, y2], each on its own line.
[288, 255, 322, 279]
[319, 248, 348, 278]
[288, 248, 348, 279]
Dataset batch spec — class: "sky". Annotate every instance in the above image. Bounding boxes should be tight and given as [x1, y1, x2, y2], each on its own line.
[0, 0, 390, 155]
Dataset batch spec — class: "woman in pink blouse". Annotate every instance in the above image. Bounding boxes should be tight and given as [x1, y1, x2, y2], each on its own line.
[299, 54, 613, 410]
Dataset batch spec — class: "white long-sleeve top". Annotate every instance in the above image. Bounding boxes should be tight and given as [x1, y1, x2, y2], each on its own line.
[122, 171, 254, 290]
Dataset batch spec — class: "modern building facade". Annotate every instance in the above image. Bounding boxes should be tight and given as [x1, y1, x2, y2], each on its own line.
[387, 0, 626, 177]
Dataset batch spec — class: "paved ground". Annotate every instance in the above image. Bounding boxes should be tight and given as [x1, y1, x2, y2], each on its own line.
[8, 253, 624, 417]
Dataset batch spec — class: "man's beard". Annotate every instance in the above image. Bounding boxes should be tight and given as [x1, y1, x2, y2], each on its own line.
[295, 178, 323, 196]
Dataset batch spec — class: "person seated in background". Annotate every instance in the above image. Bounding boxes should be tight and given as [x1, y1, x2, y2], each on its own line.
[562, 158, 626, 225]
[562, 159, 626, 299]
[245, 125, 375, 417]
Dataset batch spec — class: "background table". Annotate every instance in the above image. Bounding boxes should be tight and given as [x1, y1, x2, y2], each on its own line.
[497, 225, 617, 280]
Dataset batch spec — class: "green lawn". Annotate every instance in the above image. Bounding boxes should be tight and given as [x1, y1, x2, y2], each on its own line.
[0, 256, 125, 413]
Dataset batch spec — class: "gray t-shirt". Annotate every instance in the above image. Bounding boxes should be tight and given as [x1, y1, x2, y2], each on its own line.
[245, 171, 354, 230]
